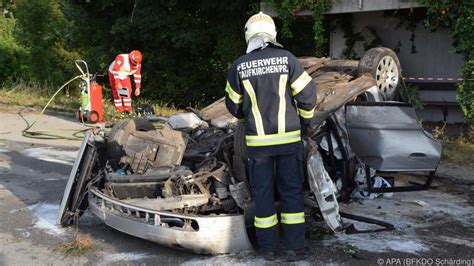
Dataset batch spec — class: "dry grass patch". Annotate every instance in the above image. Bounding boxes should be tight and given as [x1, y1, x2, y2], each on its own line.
[0, 81, 80, 112]
[433, 123, 474, 167]
[53, 234, 93, 257]
[442, 138, 474, 167]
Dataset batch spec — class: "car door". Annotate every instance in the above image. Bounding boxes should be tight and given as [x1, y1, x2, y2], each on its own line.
[345, 102, 442, 172]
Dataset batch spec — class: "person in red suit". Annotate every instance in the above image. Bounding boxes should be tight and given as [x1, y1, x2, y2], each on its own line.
[108, 50, 142, 112]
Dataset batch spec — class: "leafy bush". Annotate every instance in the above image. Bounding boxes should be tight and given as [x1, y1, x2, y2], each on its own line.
[266, 0, 331, 57]
[0, 17, 30, 82]
[418, 0, 474, 123]
[63, 0, 259, 107]
[4, 0, 326, 108]
[14, 0, 81, 86]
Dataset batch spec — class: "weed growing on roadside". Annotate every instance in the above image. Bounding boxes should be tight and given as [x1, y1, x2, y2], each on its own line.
[431, 122, 474, 167]
[53, 234, 93, 257]
[1, 80, 181, 121]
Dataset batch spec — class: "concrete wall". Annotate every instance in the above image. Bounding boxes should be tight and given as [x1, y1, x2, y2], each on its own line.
[261, 0, 422, 16]
[260, 1, 466, 123]
[329, 10, 466, 123]
[327, 0, 422, 14]
[329, 10, 465, 80]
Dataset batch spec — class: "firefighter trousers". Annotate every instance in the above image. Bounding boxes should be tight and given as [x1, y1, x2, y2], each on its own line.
[248, 143, 305, 252]
[108, 72, 133, 112]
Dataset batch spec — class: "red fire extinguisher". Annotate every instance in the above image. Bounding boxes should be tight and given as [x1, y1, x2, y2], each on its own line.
[75, 60, 103, 124]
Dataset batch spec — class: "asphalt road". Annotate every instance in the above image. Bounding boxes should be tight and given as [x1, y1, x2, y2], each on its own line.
[0, 106, 473, 265]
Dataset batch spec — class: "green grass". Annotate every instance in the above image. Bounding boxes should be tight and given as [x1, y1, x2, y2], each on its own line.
[0, 80, 180, 121]
[431, 123, 474, 167]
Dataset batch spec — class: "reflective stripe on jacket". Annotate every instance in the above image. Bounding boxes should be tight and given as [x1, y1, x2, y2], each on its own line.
[108, 54, 142, 89]
[225, 46, 317, 147]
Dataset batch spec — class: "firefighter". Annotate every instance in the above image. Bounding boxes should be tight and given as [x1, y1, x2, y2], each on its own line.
[108, 50, 143, 112]
[225, 12, 317, 261]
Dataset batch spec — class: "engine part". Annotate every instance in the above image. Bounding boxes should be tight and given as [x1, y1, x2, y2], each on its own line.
[120, 194, 210, 211]
[107, 118, 186, 174]
[229, 182, 252, 209]
[168, 112, 203, 129]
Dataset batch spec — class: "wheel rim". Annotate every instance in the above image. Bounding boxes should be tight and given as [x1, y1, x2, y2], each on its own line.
[375, 56, 399, 98]
[89, 112, 99, 123]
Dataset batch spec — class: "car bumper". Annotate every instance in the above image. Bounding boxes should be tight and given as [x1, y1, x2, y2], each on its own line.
[88, 187, 253, 254]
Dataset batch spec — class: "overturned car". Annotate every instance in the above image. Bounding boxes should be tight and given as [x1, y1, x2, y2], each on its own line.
[58, 48, 442, 254]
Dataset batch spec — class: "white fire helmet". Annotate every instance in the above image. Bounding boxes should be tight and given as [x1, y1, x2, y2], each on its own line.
[244, 12, 277, 44]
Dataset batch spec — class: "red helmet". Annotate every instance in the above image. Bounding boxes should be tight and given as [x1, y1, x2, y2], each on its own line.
[129, 50, 142, 65]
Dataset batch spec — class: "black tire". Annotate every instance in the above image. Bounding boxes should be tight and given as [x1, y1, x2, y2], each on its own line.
[76, 110, 84, 122]
[107, 118, 155, 162]
[86, 110, 100, 124]
[358, 47, 402, 101]
[233, 121, 247, 160]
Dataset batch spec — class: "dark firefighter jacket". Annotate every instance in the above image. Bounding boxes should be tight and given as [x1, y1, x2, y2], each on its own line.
[225, 46, 317, 147]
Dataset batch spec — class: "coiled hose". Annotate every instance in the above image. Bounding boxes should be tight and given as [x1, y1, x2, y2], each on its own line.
[21, 75, 91, 140]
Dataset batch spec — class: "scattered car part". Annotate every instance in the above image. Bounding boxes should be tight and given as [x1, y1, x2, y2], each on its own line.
[340, 212, 395, 234]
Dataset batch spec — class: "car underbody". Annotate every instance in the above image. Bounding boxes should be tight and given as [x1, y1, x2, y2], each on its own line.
[58, 47, 442, 254]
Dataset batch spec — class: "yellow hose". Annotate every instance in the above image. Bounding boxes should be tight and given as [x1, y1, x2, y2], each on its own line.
[22, 75, 91, 140]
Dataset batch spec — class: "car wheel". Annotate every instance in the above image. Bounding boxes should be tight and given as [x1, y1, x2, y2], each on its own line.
[358, 47, 402, 101]
[76, 110, 85, 122]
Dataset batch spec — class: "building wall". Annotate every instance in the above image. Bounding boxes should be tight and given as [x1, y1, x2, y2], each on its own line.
[326, 0, 422, 14]
[329, 10, 464, 80]
[261, 0, 422, 16]
[329, 10, 466, 123]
